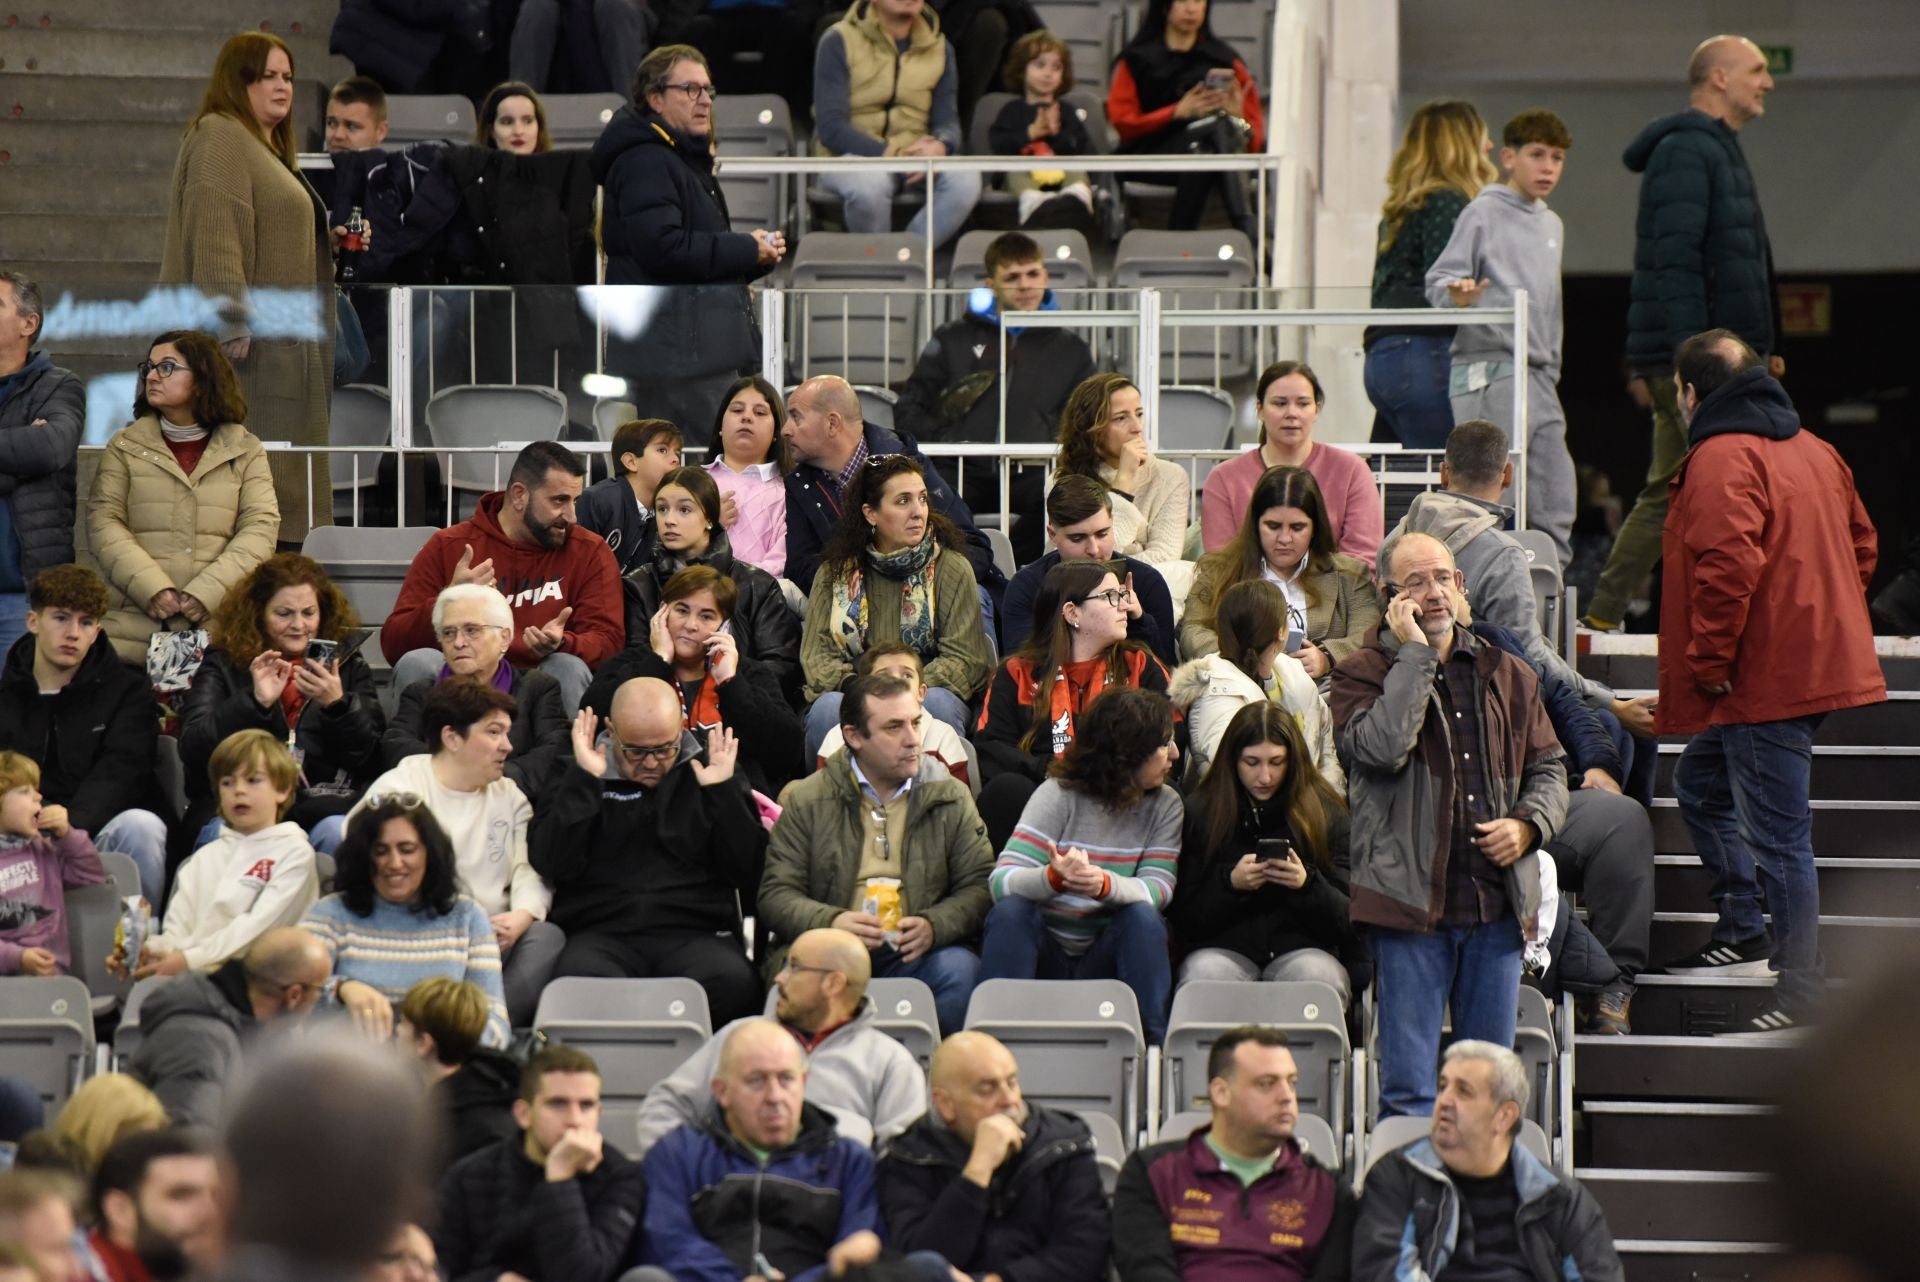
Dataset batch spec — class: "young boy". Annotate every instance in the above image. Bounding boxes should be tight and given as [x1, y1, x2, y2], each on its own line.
[813, 643, 976, 794]
[1426, 108, 1575, 570]
[575, 419, 684, 575]
[135, 730, 319, 978]
[0, 751, 106, 976]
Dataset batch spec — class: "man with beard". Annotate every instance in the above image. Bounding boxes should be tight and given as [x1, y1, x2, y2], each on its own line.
[88, 1131, 221, 1282]
[382, 441, 624, 715]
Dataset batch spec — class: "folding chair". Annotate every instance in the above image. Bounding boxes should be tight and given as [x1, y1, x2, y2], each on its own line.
[422, 384, 569, 510]
[788, 233, 927, 386]
[1510, 528, 1564, 639]
[714, 94, 796, 234]
[1162, 981, 1350, 1143]
[965, 979, 1145, 1139]
[64, 852, 140, 1019]
[329, 383, 391, 523]
[865, 977, 940, 1073]
[533, 978, 714, 1143]
[0, 976, 95, 1111]
[1113, 230, 1257, 381]
[382, 95, 478, 146]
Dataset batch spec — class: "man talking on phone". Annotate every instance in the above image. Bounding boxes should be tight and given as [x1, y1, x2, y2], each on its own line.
[1330, 532, 1567, 1118]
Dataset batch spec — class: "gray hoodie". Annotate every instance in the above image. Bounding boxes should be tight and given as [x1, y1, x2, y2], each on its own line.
[1385, 490, 1613, 709]
[1425, 184, 1564, 378]
[129, 963, 254, 1129]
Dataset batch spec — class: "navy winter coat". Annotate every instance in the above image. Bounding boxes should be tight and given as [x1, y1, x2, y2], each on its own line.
[0, 353, 84, 584]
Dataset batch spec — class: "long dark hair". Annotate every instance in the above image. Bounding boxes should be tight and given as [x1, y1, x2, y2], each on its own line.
[656, 465, 724, 528]
[1016, 559, 1146, 753]
[476, 81, 553, 152]
[332, 798, 460, 918]
[1051, 687, 1174, 811]
[1133, 0, 1219, 46]
[1214, 579, 1287, 682]
[133, 330, 247, 426]
[1192, 466, 1336, 628]
[709, 374, 793, 472]
[1189, 702, 1344, 872]
[818, 454, 965, 578]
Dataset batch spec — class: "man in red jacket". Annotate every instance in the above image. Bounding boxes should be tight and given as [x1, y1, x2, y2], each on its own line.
[1655, 329, 1884, 1033]
[382, 441, 624, 715]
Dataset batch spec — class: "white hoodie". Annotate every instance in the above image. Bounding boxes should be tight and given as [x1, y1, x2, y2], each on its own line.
[351, 755, 550, 919]
[1168, 652, 1344, 795]
[150, 821, 320, 970]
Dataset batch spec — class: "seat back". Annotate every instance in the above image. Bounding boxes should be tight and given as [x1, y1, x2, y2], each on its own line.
[533, 978, 714, 1143]
[1113, 231, 1257, 381]
[1361, 1114, 1431, 1187]
[301, 526, 443, 630]
[714, 94, 796, 234]
[1075, 1109, 1128, 1194]
[1162, 981, 1349, 1140]
[65, 852, 141, 1016]
[964, 979, 1144, 1136]
[1207, 2, 1272, 88]
[947, 228, 1099, 292]
[0, 977, 95, 1111]
[1293, 1111, 1341, 1172]
[864, 977, 940, 1073]
[1510, 528, 1563, 640]
[1032, 5, 1125, 90]
[383, 94, 478, 146]
[329, 384, 392, 517]
[983, 527, 1017, 581]
[789, 234, 926, 386]
[593, 399, 640, 441]
[113, 975, 168, 1069]
[855, 385, 898, 430]
[423, 384, 569, 499]
[543, 93, 625, 147]
[1514, 985, 1557, 1133]
[1156, 385, 1235, 450]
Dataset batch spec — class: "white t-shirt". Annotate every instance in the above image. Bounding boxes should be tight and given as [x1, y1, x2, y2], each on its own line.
[350, 755, 550, 919]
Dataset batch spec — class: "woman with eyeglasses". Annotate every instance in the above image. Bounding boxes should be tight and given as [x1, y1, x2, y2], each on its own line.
[1170, 701, 1357, 1008]
[581, 565, 801, 796]
[702, 375, 792, 578]
[302, 794, 511, 1048]
[86, 330, 278, 665]
[614, 465, 801, 702]
[1181, 465, 1382, 682]
[178, 553, 386, 853]
[978, 686, 1183, 1043]
[974, 560, 1173, 852]
[379, 583, 572, 794]
[800, 454, 993, 762]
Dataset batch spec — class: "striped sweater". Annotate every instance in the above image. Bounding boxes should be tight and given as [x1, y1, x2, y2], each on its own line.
[990, 779, 1183, 955]
[300, 893, 509, 1047]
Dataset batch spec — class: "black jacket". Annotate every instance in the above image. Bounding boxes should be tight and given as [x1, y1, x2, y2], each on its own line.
[580, 648, 802, 796]
[987, 96, 1093, 158]
[576, 476, 656, 577]
[878, 1105, 1109, 1282]
[435, 1048, 522, 1173]
[382, 666, 571, 796]
[617, 530, 802, 700]
[784, 422, 1004, 597]
[0, 630, 160, 831]
[529, 735, 767, 939]
[1001, 551, 1175, 662]
[435, 1134, 646, 1282]
[1473, 623, 1622, 784]
[178, 649, 386, 829]
[893, 294, 1097, 447]
[329, 0, 494, 94]
[1170, 800, 1355, 969]
[0, 352, 85, 583]
[1623, 108, 1778, 372]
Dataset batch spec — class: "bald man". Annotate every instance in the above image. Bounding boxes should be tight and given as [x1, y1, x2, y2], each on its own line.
[130, 926, 333, 1128]
[781, 374, 1002, 598]
[1589, 33, 1782, 630]
[530, 678, 766, 1025]
[631, 927, 926, 1158]
[880, 1032, 1108, 1282]
[1330, 533, 1566, 1117]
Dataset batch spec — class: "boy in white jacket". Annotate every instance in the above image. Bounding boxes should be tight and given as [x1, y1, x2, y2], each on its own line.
[133, 730, 318, 976]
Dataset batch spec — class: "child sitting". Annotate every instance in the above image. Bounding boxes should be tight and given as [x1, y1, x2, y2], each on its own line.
[989, 31, 1095, 227]
[129, 730, 319, 978]
[0, 751, 106, 976]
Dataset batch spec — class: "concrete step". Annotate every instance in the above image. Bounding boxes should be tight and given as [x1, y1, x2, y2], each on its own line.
[1626, 975, 1782, 1038]
[1653, 855, 1920, 918]
[6, 213, 170, 263]
[7, 259, 162, 289]
[1579, 1101, 1775, 1171]
[1572, 1034, 1794, 1102]
[0, 164, 173, 215]
[0, 72, 204, 122]
[1649, 798, 1920, 860]
[2, 26, 350, 82]
[1653, 745, 1920, 801]
[22, 0, 340, 34]
[0, 119, 197, 168]
[1578, 646, 1920, 694]
[1649, 695, 1920, 747]
[1578, 1169, 1775, 1243]
[1649, 912, 1919, 979]
[1609, 1243, 1785, 1282]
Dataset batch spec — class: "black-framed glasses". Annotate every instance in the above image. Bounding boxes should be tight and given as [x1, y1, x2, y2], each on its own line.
[1077, 587, 1134, 609]
[665, 82, 718, 102]
[138, 359, 190, 378]
[611, 733, 679, 764]
[778, 960, 838, 978]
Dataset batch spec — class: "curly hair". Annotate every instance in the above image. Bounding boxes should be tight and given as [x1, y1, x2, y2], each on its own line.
[27, 564, 109, 619]
[133, 330, 247, 427]
[709, 375, 793, 471]
[1003, 30, 1074, 95]
[817, 454, 966, 578]
[1188, 701, 1345, 875]
[208, 553, 360, 663]
[1191, 466, 1336, 628]
[1054, 373, 1139, 481]
[1015, 559, 1146, 753]
[332, 796, 460, 917]
[1050, 686, 1174, 810]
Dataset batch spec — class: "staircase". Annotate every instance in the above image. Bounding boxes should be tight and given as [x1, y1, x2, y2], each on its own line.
[1572, 638, 1920, 1282]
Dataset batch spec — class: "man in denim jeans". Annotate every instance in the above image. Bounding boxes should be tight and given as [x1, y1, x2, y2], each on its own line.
[1331, 532, 1567, 1116]
[1654, 330, 1884, 1034]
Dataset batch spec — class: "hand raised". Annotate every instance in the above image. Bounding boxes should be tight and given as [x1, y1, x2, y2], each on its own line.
[570, 708, 609, 776]
[690, 724, 738, 786]
[451, 543, 496, 588]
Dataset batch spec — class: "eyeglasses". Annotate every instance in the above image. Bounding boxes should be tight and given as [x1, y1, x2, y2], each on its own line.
[1385, 572, 1456, 596]
[1077, 587, 1134, 609]
[138, 359, 190, 378]
[778, 961, 838, 978]
[436, 623, 502, 644]
[665, 82, 718, 102]
[611, 733, 679, 765]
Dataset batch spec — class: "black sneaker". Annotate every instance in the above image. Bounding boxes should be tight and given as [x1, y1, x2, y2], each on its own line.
[1659, 936, 1774, 979]
[1720, 1000, 1802, 1038]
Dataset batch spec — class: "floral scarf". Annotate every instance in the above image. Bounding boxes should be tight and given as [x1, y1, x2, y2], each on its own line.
[833, 534, 941, 660]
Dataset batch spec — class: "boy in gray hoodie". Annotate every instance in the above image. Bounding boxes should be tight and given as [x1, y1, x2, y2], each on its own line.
[1426, 109, 1575, 572]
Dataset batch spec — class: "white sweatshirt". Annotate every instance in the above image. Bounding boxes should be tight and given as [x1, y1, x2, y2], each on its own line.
[351, 755, 550, 919]
[149, 821, 320, 970]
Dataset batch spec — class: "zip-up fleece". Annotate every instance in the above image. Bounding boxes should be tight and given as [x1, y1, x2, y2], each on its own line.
[1424, 183, 1564, 378]
[1351, 1136, 1622, 1282]
[635, 1102, 879, 1282]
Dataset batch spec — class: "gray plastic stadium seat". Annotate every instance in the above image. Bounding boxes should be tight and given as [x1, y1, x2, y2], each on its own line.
[1075, 1109, 1128, 1191]
[113, 976, 167, 1069]
[947, 228, 1099, 292]
[1514, 985, 1557, 1133]
[382, 94, 477, 146]
[983, 527, 1017, 581]
[0, 976, 95, 1111]
[1033, 5, 1125, 91]
[1113, 230, 1257, 382]
[1207, 2, 1271, 87]
[1159, 1108, 1337, 1171]
[301, 525, 442, 632]
[543, 93, 625, 147]
[65, 852, 140, 1018]
[713, 94, 795, 235]
[329, 383, 391, 520]
[1162, 981, 1349, 1141]
[789, 234, 926, 386]
[1156, 385, 1236, 451]
[423, 384, 569, 506]
[964, 979, 1144, 1139]
[1510, 528, 1564, 639]
[864, 978, 940, 1072]
[855, 385, 898, 430]
[593, 399, 639, 441]
[1161, 1108, 1210, 1139]
[1361, 1115, 1549, 1188]
[534, 978, 713, 1144]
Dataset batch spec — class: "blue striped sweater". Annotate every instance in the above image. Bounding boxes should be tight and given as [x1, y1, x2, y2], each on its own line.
[301, 893, 509, 1046]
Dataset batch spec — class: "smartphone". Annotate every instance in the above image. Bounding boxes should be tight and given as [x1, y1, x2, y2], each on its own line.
[304, 639, 338, 666]
[1285, 628, 1306, 654]
[1205, 67, 1234, 90]
[1256, 837, 1293, 864]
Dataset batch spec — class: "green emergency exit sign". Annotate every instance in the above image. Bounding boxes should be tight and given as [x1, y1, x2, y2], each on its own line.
[1761, 45, 1793, 74]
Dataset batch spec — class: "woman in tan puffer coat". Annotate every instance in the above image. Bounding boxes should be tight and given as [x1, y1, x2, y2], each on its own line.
[87, 330, 280, 664]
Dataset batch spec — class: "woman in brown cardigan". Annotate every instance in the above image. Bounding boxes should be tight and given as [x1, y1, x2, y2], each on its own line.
[160, 31, 334, 543]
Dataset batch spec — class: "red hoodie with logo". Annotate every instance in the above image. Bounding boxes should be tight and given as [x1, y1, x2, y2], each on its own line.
[381, 491, 626, 669]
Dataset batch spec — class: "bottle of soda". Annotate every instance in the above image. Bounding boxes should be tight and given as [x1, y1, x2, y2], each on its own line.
[338, 206, 368, 283]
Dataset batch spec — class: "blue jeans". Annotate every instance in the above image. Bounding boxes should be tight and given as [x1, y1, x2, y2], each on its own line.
[877, 942, 979, 1038]
[97, 809, 169, 908]
[977, 896, 1172, 1043]
[0, 593, 25, 661]
[818, 167, 984, 249]
[1363, 333, 1455, 449]
[1373, 917, 1523, 1117]
[804, 685, 973, 764]
[1672, 714, 1827, 1017]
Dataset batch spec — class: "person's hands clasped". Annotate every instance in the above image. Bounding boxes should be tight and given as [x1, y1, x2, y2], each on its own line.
[690, 725, 739, 787]
[1472, 818, 1536, 866]
[1050, 845, 1106, 897]
[1385, 594, 1426, 647]
[146, 588, 184, 622]
[491, 910, 534, 953]
[1028, 103, 1061, 142]
[570, 708, 609, 776]
[250, 650, 295, 708]
[291, 655, 346, 708]
[900, 136, 946, 184]
[894, 915, 934, 963]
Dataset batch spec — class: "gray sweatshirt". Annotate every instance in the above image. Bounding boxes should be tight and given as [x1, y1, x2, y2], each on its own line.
[1425, 184, 1564, 378]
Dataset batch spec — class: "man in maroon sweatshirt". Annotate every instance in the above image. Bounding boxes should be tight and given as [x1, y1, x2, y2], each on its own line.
[382, 441, 624, 715]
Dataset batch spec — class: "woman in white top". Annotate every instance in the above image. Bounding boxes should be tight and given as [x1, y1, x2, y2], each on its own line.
[349, 678, 557, 1027]
[1053, 374, 1191, 566]
[701, 374, 791, 577]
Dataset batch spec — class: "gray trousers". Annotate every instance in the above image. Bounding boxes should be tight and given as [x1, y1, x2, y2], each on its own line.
[1178, 945, 1352, 1009]
[505, 920, 567, 1028]
[1451, 364, 1575, 571]
[510, 0, 651, 93]
[1546, 788, 1655, 979]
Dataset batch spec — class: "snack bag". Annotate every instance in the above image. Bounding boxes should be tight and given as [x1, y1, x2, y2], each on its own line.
[863, 877, 904, 944]
[115, 896, 151, 974]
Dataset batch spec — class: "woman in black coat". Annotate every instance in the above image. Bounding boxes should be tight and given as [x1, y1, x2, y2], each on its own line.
[178, 554, 385, 854]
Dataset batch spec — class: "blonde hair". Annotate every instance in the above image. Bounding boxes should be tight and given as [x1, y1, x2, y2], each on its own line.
[0, 752, 39, 795]
[1378, 99, 1497, 252]
[209, 730, 300, 821]
[52, 1075, 168, 1175]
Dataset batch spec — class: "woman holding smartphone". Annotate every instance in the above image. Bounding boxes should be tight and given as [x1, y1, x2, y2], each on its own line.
[1171, 701, 1355, 1005]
